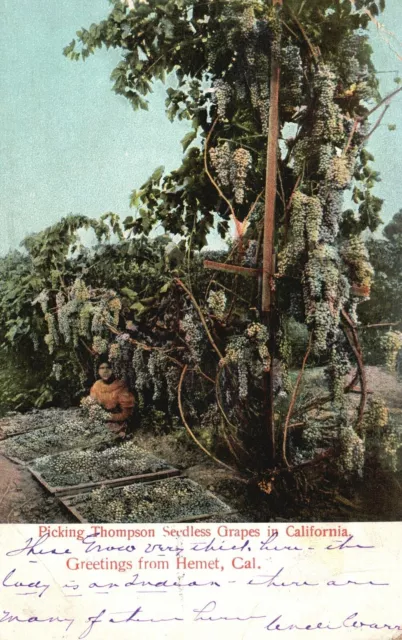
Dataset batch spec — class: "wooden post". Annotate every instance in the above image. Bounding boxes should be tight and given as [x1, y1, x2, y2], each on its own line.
[262, 0, 283, 466]
[262, 0, 282, 314]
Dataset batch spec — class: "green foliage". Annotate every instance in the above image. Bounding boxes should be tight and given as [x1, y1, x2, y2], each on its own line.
[4, 1, 397, 483]
[0, 215, 121, 413]
[0, 351, 49, 415]
[359, 211, 402, 366]
[63, 0, 384, 249]
[59, 0, 398, 475]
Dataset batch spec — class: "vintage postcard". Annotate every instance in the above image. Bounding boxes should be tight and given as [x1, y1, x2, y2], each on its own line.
[0, 0, 401, 637]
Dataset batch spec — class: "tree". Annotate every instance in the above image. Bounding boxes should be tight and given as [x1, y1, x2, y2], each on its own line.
[0, 215, 118, 409]
[358, 211, 402, 370]
[30, 0, 397, 479]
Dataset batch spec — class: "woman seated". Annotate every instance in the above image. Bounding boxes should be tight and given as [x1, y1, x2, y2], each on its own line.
[90, 358, 135, 438]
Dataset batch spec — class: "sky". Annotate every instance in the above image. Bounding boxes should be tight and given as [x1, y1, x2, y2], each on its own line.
[0, 0, 402, 256]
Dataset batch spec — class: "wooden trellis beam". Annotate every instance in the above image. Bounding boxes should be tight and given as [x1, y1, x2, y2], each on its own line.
[203, 260, 261, 278]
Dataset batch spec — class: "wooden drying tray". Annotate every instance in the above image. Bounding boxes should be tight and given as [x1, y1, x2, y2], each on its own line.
[29, 466, 181, 497]
[0, 410, 82, 441]
[59, 478, 234, 524]
[0, 435, 120, 468]
[0, 422, 55, 442]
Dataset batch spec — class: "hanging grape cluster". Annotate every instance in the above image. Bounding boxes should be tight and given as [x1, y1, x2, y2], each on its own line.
[280, 42, 303, 113]
[222, 322, 270, 401]
[109, 333, 132, 381]
[326, 341, 352, 404]
[213, 79, 232, 121]
[342, 236, 374, 290]
[380, 331, 402, 372]
[209, 144, 252, 204]
[180, 310, 205, 365]
[207, 289, 227, 321]
[278, 192, 323, 273]
[209, 143, 231, 187]
[338, 423, 365, 478]
[363, 397, 389, 431]
[32, 290, 49, 314]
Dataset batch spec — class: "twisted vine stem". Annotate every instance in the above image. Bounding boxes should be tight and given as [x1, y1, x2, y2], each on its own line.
[282, 333, 313, 468]
[178, 365, 236, 473]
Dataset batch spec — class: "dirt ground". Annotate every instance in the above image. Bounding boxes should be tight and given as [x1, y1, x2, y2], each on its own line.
[348, 365, 402, 409]
[0, 365, 401, 524]
[0, 454, 75, 523]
